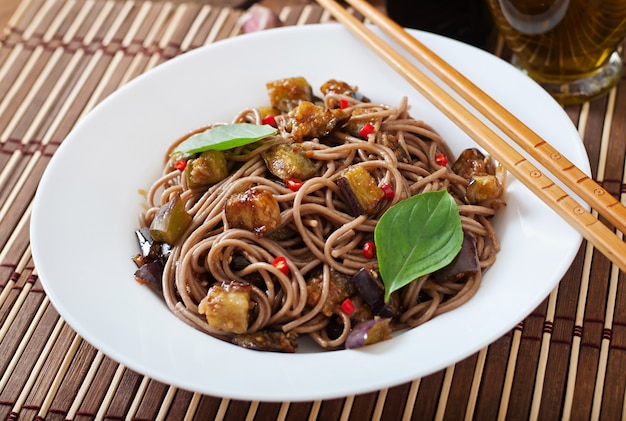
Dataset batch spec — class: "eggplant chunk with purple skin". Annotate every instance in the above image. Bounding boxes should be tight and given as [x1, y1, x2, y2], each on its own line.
[343, 107, 378, 138]
[198, 281, 253, 334]
[352, 266, 399, 318]
[466, 174, 504, 204]
[285, 101, 349, 142]
[345, 318, 392, 349]
[433, 232, 480, 283]
[132, 227, 172, 265]
[261, 143, 316, 181]
[132, 228, 172, 293]
[149, 193, 192, 245]
[337, 165, 384, 216]
[232, 330, 298, 353]
[306, 269, 356, 317]
[452, 148, 504, 204]
[320, 79, 370, 103]
[452, 148, 493, 179]
[133, 261, 164, 292]
[185, 149, 229, 188]
[224, 188, 281, 236]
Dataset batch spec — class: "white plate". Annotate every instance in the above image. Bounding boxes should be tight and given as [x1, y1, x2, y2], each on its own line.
[30, 24, 589, 402]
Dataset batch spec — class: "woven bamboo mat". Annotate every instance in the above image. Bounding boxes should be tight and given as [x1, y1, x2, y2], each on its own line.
[1, 0, 626, 419]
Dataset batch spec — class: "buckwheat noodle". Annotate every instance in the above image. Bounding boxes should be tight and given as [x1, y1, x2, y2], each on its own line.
[138, 87, 503, 350]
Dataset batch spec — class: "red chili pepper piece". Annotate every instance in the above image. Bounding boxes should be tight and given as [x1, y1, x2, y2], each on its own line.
[341, 298, 355, 316]
[362, 241, 376, 259]
[340, 98, 349, 109]
[174, 159, 187, 172]
[359, 122, 375, 138]
[285, 178, 304, 192]
[262, 114, 277, 128]
[272, 256, 289, 276]
[379, 182, 394, 199]
[435, 153, 448, 166]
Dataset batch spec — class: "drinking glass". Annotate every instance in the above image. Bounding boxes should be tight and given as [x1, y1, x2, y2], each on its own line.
[486, 0, 626, 104]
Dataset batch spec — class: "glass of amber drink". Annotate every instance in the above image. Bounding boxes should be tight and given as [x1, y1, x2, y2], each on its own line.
[486, 0, 626, 104]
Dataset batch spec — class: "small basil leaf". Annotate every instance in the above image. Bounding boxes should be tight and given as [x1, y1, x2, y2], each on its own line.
[374, 190, 463, 301]
[172, 123, 277, 155]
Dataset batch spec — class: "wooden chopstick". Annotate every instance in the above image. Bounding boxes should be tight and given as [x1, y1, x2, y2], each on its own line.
[315, 0, 626, 272]
[342, 0, 626, 237]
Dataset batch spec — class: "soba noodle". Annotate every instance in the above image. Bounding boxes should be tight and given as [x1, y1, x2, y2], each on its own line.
[135, 78, 504, 351]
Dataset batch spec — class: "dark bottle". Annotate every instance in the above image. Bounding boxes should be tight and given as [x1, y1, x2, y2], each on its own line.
[385, 0, 495, 49]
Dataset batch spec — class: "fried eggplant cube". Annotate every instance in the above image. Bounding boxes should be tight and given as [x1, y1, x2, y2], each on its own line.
[232, 330, 298, 353]
[306, 269, 356, 317]
[320, 79, 356, 96]
[345, 318, 392, 349]
[344, 107, 377, 138]
[466, 174, 504, 204]
[224, 188, 281, 236]
[320, 79, 369, 103]
[452, 148, 503, 203]
[185, 149, 229, 188]
[452, 148, 493, 180]
[262, 143, 316, 181]
[285, 101, 349, 142]
[149, 193, 192, 245]
[434, 232, 480, 283]
[199, 281, 252, 334]
[266, 76, 313, 113]
[336, 165, 384, 216]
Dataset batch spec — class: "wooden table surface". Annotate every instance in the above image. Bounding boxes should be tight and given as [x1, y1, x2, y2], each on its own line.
[0, 0, 342, 32]
[0, 0, 246, 34]
[1, 0, 19, 32]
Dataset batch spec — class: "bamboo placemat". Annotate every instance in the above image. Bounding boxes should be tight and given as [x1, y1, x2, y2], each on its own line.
[1, 0, 626, 419]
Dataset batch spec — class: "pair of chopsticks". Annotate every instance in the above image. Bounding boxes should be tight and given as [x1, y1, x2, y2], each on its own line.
[316, 0, 626, 272]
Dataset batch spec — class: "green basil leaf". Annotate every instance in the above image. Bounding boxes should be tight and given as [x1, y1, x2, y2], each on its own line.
[172, 123, 277, 155]
[374, 190, 463, 301]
